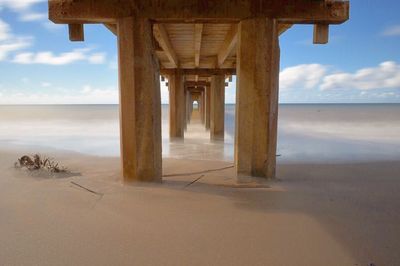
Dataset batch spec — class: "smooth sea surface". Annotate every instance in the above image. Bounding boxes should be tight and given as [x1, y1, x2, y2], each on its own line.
[1, 104, 400, 163]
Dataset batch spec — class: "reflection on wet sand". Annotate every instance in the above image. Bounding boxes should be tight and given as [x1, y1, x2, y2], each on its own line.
[164, 110, 234, 161]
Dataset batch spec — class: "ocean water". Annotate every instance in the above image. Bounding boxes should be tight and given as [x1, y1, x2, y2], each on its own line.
[0, 104, 400, 163]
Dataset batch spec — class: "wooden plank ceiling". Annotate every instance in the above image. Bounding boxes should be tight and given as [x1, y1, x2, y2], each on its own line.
[154, 23, 235, 69]
[153, 23, 291, 82]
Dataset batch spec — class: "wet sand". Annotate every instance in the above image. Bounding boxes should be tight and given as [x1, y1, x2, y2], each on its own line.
[0, 144, 399, 265]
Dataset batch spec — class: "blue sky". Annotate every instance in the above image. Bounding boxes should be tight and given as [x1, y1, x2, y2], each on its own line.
[0, 0, 399, 104]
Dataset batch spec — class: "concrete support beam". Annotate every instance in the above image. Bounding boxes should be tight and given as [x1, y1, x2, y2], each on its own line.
[217, 24, 238, 67]
[205, 85, 211, 130]
[313, 23, 329, 44]
[104, 23, 117, 35]
[194, 24, 203, 67]
[210, 75, 225, 140]
[278, 23, 292, 34]
[185, 81, 210, 87]
[154, 24, 179, 67]
[49, 0, 349, 25]
[161, 68, 236, 76]
[168, 70, 185, 138]
[235, 18, 280, 178]
[69, 24, 84, 41]
[117, 16, 162, 182]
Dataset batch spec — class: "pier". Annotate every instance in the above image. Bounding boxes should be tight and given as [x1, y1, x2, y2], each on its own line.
[49, 0, 349, 182]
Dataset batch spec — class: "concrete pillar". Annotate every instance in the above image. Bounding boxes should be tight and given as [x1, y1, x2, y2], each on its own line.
[210, 75, 225, 140]
[200, 90, 206, 125]
[189, 93, 194, 117]
[168, 70, 185, 138]
[186, 91, 192, 123]
[117, 16, 162, 182]
[191, 95, 194, 115]
[198, 92, 202, 121]
[235, 18, 280, 178]
[205, 85, 211, 130]
[184, 89, 187, 131]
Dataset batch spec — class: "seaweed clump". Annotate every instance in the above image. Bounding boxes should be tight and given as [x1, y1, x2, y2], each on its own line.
[15, 154, 68, 173]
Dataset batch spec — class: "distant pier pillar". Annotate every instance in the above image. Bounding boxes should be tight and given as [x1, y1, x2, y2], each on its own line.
[190, 93, 193, 121]
[187, 92, 192, 123]
[183, 89, 187, 131]
[117, 16, 162, 182]
[168, 70, 185, 139]
[200, 90, 206, 125]
[235, 18, 280, 178]
[210, 75, 225, 140]
[205, 85, 211, 130]
[198, 92, 203, 121]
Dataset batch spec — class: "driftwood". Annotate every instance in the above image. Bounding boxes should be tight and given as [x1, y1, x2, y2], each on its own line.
[15, 154, 68, 173]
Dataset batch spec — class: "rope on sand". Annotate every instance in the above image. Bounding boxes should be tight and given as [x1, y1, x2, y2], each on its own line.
[163, 165, 234, 178]
[183, 175, 205, 188]
[70, 181, 104, 196]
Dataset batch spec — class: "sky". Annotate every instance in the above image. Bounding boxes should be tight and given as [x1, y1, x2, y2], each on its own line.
[0, 0, 399, 104]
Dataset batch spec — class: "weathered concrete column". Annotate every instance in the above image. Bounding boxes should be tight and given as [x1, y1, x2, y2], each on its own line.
[186, 91, 192, 123]
[117, 16, 162, 182]
[168, 70, 185, 138]
[198, 93, 202, 121]
[184, 89, 187, 131]
[235, 18, 280, 178]
[200, 90, 206, 125]
[205, 85, 211, 130]
[190, 93, 195, 117]
[210, 75, 225, 140]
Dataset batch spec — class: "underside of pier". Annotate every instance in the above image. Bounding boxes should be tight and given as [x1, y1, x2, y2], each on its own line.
[49, 0, 349, 182]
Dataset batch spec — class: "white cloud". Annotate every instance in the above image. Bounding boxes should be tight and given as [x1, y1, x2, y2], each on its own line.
[280, 64, 327, 90]
[277, 61, 400, 92]
[321, 61, 400, 90]
[0, 18, 11, 40]
[358, 90, 400, 100]
[19, 12, 47, 22]
[1, 19, 106, 66]
[13, 48, 107, 65]
[0, 0, 44, 10]
[377, 92, 396, 98]
[0, 0, 47, 23]
[79, 85, 118, 102]
[382, 25, 400, 36]
[88, 53, 106, 64]
[0, 37, 32, 60]
[0, 19, 33, 60]
[0, 85, 118, 104]
[108, 56, 118, 69]
[14, 51, 84, 65]
[41, 82, 51, 87]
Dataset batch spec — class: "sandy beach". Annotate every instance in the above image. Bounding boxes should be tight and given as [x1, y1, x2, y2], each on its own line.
[1, 143, 399, 266]
[2, 0, 400, 264]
